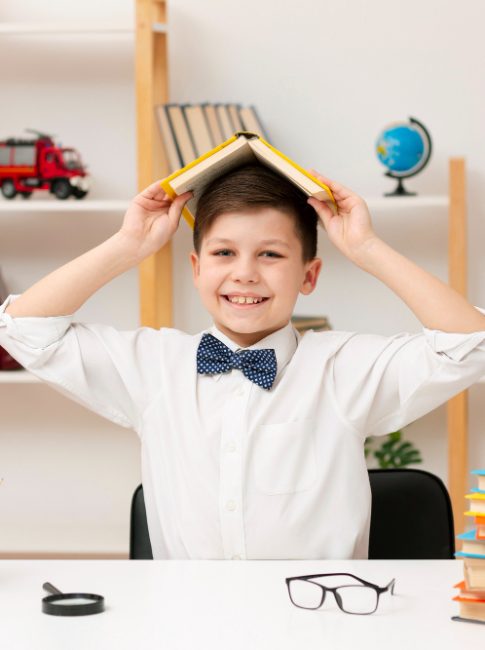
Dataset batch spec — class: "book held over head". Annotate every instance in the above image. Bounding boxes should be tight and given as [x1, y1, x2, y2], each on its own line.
[160, 131, 336, 229]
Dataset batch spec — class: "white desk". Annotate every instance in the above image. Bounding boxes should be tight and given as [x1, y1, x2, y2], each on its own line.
[0, 560, 482, 649]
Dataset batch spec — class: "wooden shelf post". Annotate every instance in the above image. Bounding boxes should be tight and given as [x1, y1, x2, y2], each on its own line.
[447, 157, 468, 535]
[135, 0, 172, 328]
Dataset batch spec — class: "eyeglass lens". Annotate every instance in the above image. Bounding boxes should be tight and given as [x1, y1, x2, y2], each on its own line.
[289, 580, 325, 609]
[289, 580, 378, 614]
[335, 586, 378, 614]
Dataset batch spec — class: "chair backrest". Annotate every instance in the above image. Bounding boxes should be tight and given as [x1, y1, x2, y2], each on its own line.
[130, 484, 153, 560]
[130, 469, 455, 560]
[368, 468, 455, 559]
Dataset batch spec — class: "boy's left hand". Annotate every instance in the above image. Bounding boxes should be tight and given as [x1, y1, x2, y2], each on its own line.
[307, 170, 378, 265]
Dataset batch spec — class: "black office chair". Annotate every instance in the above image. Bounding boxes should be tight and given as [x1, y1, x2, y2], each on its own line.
[130, 484, 153, 560]
[367, 468, 454, 559]
[130, 469, 455, 560]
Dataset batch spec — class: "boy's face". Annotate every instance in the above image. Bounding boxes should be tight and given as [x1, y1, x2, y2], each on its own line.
[190, 207, 322, 347]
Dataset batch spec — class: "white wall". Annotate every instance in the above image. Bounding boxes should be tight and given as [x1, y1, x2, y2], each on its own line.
[1, 0, 484, 553]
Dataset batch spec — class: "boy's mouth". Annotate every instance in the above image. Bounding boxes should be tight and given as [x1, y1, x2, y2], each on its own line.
[222, 294, 269, 306]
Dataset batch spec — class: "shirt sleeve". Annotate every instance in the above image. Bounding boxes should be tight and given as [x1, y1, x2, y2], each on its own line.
[0, 295, 162, 432]
[330, 310, 485, 438]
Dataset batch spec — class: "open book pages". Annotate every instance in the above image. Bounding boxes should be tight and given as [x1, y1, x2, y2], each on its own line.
[160, 132, 335, 228]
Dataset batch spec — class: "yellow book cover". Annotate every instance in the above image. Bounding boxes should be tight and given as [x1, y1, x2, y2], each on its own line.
[465, 494, 485, 515]
[160, 131, 336, 229]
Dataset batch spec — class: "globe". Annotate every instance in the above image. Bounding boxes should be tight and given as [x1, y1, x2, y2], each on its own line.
[375, 117, 432, 196]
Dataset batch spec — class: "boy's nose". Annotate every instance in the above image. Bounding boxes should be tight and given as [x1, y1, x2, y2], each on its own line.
[230, 257, 259, 283]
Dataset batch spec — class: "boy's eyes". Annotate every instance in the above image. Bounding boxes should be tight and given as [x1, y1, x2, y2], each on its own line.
[212, 249, 233, 256]
[212, 249, 283, 258]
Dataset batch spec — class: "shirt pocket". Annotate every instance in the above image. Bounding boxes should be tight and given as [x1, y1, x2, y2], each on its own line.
[253, 419, 317, 495]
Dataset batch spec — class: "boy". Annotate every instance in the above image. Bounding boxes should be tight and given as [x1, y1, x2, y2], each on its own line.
[1, 164, 485, 560]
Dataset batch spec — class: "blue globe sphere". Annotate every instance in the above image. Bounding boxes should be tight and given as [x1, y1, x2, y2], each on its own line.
[376, 125, 424, 173]
[375, 117, 432, 196]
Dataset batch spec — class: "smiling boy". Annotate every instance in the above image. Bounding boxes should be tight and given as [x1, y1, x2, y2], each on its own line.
[1, 163, 485, 560]
[190, 166, 322, 347]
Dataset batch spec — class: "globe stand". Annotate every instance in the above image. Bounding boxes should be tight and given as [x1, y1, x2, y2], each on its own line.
[385, 176, 416, 197]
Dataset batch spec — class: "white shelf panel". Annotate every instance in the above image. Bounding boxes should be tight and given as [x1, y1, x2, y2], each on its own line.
[0, 371, 41, 383]
[0, 197, 446, 213]
[0, 22, 134, 35]
[365, 195, 449, 210]
[0, 22, 167, 35]
[0, 199, 129, 213]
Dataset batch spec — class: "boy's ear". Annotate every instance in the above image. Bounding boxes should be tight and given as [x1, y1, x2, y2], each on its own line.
[190, 250, 200, 283]
[300, 257, 322, 296]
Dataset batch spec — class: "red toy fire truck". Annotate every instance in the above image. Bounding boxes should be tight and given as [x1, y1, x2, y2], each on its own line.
[0, 129, 90, 200]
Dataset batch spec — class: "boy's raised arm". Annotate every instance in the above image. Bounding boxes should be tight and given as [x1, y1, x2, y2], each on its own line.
[307, 171, 485, 334]
[5, 182, 192, 318]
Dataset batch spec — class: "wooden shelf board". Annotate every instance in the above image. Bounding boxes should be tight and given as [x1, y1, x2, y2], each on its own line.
[0, 197, 448, 213]
[0, 22, 166, 35]
[0, 23, 135, 35]
[365, 195, 449, 210]
[0, 199, 129, 213]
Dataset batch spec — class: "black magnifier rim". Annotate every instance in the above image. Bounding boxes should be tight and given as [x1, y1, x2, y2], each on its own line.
[42, 592, 105, 617]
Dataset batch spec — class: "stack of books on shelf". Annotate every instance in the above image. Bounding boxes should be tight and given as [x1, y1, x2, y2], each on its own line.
[291, 315, 332, 335]
[156, 103, 268, 172]
[453, 469, 485, 625]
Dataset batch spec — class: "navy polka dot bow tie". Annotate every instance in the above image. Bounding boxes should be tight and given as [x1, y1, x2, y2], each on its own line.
[197, 332, 277, 390]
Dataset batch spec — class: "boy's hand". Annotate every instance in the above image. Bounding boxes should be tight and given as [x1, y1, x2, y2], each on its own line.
[119, 181, 193, 262]
[307, 170, 378, 265]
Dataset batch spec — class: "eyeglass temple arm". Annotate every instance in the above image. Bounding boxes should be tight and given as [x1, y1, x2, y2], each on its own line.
[383, 578, 396, 595]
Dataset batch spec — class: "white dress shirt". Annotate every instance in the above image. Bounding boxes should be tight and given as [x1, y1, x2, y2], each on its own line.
[1, 294, 485, 560]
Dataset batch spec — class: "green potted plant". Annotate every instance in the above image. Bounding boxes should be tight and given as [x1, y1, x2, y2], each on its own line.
[365, 429, 422, 469]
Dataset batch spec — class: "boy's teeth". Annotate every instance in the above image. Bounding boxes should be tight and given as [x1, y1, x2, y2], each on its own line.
[228, 296, 263, 304]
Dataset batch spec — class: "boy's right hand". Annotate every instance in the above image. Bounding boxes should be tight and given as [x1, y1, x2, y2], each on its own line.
[119, 181, 193, 262]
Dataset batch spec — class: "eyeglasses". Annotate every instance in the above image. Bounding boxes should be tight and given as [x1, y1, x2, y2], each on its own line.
[286, 572, 395, 615]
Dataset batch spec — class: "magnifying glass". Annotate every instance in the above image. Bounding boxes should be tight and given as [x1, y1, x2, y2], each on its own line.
[42, 582, 105, 616]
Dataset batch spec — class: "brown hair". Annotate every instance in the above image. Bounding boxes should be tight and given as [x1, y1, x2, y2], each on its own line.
[193, 163, 318, 261]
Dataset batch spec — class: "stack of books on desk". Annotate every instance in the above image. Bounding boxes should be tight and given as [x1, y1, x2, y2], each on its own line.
[453, 469, 485, 624]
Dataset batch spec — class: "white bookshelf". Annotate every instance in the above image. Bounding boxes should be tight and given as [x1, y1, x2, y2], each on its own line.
[0, 12, 141, 560]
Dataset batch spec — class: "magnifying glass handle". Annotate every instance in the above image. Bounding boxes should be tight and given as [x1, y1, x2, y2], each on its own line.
[43, 582, 63, 596]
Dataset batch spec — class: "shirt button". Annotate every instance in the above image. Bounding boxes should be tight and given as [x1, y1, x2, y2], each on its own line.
[234, 387, 245, 397]
[225, 500, 237, 512]
[232, 554, 242, 560]
[226, 441, 237, 453]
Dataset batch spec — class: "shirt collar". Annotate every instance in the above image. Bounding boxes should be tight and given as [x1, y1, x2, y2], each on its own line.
[207, 321, 300, 378]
